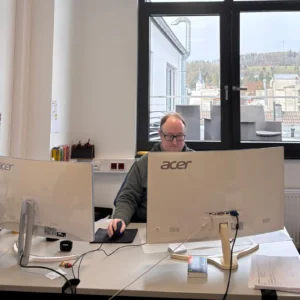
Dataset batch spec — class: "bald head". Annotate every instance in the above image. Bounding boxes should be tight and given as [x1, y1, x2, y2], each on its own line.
[159, 113, 186, 152]
[160, 112, 185, 130]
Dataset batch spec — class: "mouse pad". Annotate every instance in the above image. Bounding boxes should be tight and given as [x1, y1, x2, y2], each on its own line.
[91, 228, 138, 244]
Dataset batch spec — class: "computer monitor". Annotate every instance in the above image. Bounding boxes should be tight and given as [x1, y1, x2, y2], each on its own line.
[0, 156, 94, 265]
[147, 147, 284, 270]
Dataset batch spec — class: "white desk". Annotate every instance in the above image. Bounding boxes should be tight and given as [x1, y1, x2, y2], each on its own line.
[0, 229, 78, 294]
[0, 223, 300, 299]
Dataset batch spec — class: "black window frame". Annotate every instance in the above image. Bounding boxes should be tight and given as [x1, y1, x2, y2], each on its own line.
[137, 0, 300, 159]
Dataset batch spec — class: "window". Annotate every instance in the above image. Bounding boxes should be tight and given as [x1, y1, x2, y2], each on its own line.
[166, 64, 176, 112]
[149, 0, 223, 2]
[239, 12, 300, 143]
[142, 12, 223, 148]
[137, 0, 300, 158]
[235, 0, 291, 1]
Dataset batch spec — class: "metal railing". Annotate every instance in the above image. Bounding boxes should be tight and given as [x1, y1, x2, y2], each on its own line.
[148, 95, 300, 141]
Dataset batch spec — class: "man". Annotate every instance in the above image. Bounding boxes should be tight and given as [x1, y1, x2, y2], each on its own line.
[107, 112, 194, 237]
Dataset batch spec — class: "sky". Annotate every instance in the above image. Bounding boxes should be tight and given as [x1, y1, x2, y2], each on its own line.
[158, 12, 300, 61]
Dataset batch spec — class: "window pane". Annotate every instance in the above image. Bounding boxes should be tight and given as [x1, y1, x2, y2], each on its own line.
[240, 12, 300, 143]
[149, 0, 223, 2]
[236, 0, 290, 1]
[149, 16, 220, 142]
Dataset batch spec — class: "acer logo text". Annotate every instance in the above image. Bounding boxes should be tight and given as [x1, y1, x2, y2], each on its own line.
[160, 160, 192, 170]
[0, 162, 14, 171]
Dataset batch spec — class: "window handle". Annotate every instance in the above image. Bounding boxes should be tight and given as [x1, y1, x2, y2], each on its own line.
[224, 85, 228, 101]
[232, 86, 247, 91]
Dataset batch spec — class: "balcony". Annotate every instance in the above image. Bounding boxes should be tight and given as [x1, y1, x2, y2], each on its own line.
[149, 95, 300, 142]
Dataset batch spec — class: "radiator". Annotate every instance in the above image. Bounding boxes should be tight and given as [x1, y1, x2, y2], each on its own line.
[284, 189, 300, 248]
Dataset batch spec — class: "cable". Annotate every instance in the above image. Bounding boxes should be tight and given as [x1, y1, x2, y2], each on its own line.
[77, 254, 85, 279]
[72, 242, 147, 282]
[19, 253, 74, 295]
[107, 222, 208, 300]
[16, 229, 74, 294]
[98, 243, 146, 257]
[222, 213, 239, 300]
[70, 244, 101, 281]
[77, 244, 103, 280]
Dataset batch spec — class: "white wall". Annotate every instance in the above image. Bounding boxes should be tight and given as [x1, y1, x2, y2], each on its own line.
[70, 0, 137, 158]
[150, 20, 182, 112]
[285, 161, 300, 189]
[52, 0, 137, 208]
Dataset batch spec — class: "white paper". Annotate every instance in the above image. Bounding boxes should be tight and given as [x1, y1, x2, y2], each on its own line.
[188, 244, 253, 257]
[45, 268, 67, 280]
[185, 237, 253, 249]
[95, 216, 110, 223]
[249, 230, 292, 245]
[249, 255, 300, 293]
[139, 228, 253, 254]
[140, 227, 291, 254]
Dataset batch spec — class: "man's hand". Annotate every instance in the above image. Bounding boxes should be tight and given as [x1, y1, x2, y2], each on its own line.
[107, 219, 126, 237]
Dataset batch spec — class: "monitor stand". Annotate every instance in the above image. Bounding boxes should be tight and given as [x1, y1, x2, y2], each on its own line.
[170, 223, 259, 270]
[17, 199, 77, 266]
[207, 223, 259, 270]
[18, 200, 35, 265]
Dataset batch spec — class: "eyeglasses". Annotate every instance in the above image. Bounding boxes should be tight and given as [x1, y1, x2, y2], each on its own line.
[162, 132, 186, 142]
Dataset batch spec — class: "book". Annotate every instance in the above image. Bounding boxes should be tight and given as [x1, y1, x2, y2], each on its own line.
[187, 255, 207, 278]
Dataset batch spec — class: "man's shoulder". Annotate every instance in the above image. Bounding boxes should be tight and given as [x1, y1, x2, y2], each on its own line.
[136, 145, 161, 165]
[184, 145, 195, 152]
[135, 153, 149, 167]
[128, 154, 149, 179]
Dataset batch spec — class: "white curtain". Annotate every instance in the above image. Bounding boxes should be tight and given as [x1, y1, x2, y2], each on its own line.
[0, 0, 16, 156]
[0, 0, 54, 159]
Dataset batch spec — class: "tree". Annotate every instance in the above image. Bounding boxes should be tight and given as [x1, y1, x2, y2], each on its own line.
[259, 71, 264, 82]
[266, 71, 272, 87]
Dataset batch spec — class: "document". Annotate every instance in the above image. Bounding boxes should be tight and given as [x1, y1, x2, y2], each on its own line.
[249, 255, 300, 293]
[249, 230, 292, 245]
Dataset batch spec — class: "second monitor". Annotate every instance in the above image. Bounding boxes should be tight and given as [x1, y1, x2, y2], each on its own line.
[0, 157, 95, 265]
[147, 147, 284, 269]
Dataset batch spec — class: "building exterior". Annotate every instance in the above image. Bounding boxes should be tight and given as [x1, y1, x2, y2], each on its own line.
[150, 17, 188, 114]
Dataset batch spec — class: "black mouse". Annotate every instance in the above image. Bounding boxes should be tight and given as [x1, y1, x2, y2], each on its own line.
[111, 221, 123, 239]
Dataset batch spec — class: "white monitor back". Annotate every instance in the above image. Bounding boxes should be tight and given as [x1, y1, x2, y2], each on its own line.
[147, 147, 284, 244]
[0, 157, 94, 241]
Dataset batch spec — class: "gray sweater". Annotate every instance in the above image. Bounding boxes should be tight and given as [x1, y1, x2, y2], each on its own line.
[113, 143, 194, 225]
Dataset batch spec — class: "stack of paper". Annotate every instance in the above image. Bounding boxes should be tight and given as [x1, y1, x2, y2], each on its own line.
[249, 230, 292, 244]
[249, 255, 300, 293]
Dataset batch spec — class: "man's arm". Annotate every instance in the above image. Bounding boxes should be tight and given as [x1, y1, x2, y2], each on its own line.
[113, 162, 143, 225]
